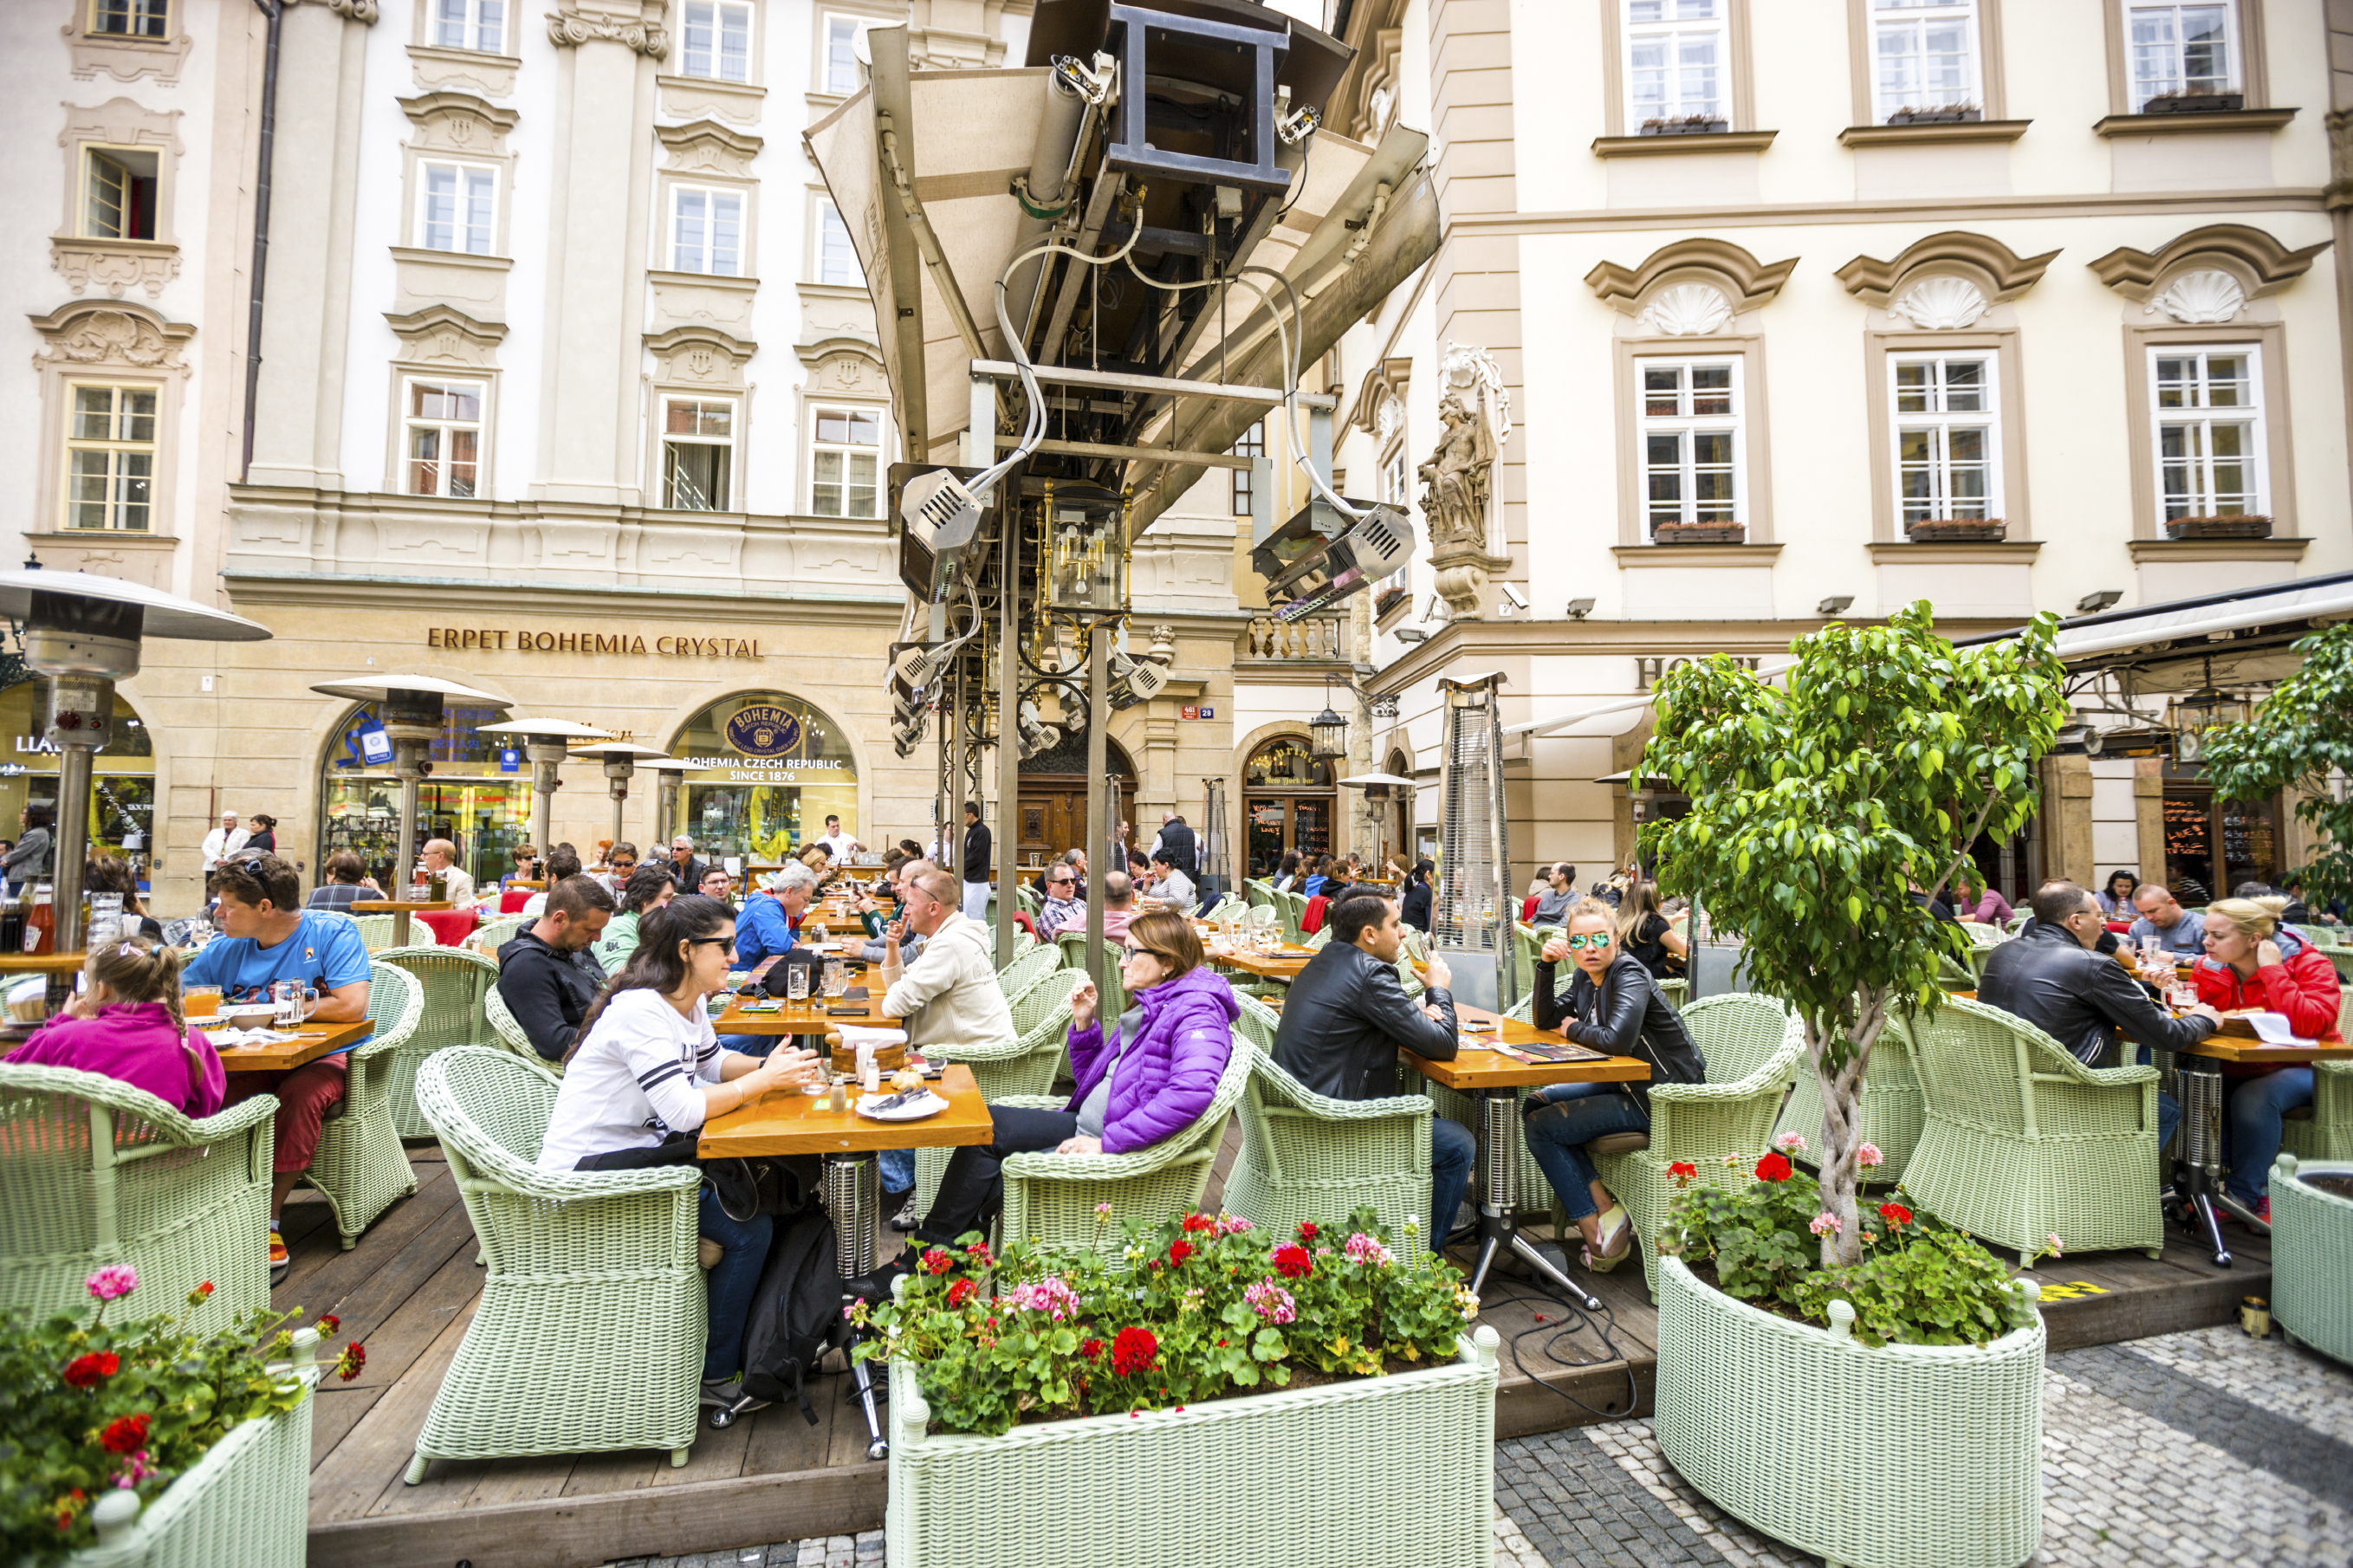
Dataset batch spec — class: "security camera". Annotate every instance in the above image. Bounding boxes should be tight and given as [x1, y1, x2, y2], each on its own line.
[2076, 589, 2124, 614]
[1500, 583, 1529, 610]
[1106, 652, 1170, 711]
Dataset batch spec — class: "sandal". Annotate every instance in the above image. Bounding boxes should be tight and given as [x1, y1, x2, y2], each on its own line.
[1581, 1206, 1633, 1273]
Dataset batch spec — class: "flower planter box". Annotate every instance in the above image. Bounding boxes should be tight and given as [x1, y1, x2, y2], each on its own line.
[1640, 117, 1728, 136]
[1887, 107, 1982, 124]
[1905, 519, 2007, 543]
[886, 1328, 1501, 1568]
[1653, 522, 1746, 545]
[68, 1367, 317, 1568]
[2272, 1155, 2353, 1366]
[1655, 1257, 2043, 1568]
[2142, 92, 2244, 114]
[2164, 515, 2272, 540]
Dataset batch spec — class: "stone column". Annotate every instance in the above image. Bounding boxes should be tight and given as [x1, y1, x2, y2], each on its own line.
[2041, 755, 2097, 888]
[2326, 0, 2353, 509]
[2133, 757, 2168, 889]
[1347, 588, 1377, 858]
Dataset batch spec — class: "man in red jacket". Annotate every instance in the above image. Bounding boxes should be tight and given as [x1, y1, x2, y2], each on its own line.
[2193, 894, 2342, 1221]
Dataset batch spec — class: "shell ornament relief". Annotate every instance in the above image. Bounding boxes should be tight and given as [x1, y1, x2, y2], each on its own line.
[1636, 283, 1733, 337]
[1889, 275, 1989, 330]
[2149, 269, 2246, 324]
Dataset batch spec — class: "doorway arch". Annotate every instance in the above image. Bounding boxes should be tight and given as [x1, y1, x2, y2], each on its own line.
[1016, 729, 1137, 871]
[1242, 733, 1334, 878]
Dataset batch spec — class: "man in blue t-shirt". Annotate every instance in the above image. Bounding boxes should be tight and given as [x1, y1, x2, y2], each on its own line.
[190, 855, 374, 1279]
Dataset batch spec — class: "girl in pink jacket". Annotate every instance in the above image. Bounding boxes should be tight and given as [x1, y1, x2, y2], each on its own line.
[7, 938, 224, 1118]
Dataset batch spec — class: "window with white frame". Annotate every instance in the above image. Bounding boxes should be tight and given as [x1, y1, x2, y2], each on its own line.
[2125, 2, 2240, 111]
[822, 14, 867, 94]
[89, 0, 169, 39]
[663, 397, 736, 510]
[82, 147, 158, 241]
[2152, 347, 2264, 519]
[1892, 354, 1996, 525]
[63, 385, 156, 531]
[679, 0, 753, 82]
[811, 406, 881, 516]
[1870, 0, 1981, 122]
[1378, 446, 1412, 600]
[1230, 420, 1264, 514]
[432, 0, 504, 54]
[670, 185, 743, 275]
[1624, 0, 1726, 127]
[1638, 358, 1742, 533]
[403, 379, 484, 498]
[816, 199, 860, 286]
[418, 161, 496, 255]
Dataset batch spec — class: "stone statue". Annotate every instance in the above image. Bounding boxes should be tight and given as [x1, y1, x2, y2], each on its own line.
[1418, 392, 1496, 552]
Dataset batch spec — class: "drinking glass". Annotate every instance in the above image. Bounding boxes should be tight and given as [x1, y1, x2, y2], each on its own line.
[89, 893, 124, 945]
[182, 984, 222, 1020]
[825, 958, 848, 998]
[270, 980, 305, 1028]
[788, 963, 811, 1001]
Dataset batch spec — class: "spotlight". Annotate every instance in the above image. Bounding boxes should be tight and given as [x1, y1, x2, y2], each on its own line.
[1565, 598, 1595, 619]
[1817, 595, 1854, 617]
[2076, 589, 2123, 614]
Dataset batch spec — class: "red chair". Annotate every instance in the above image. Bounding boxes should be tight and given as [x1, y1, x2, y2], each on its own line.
[1300, 894, 1330, 935]
[417, 910, 479, 947]
[1523, 895, 1539, 922]
[1012, 910, 1039, 938]
[498, 888, 532, 914]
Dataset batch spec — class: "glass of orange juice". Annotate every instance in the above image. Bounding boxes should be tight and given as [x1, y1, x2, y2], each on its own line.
[182, 984, 223, 1020]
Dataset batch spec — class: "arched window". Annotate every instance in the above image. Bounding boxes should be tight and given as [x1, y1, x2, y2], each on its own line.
[1244, 736, 1332, 788]
[1243, 734, 1335, 877]
[0, 680, 154, 878]
[667, 690, 858, 864]
[319, 696, 527, 890]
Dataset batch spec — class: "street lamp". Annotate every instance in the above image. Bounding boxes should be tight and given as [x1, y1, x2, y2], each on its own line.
[0, 571, 269, 953]
[564, 741, 678, 859]
[474, 718, 616, 869]
[309, 674, 512, 893]
[1309, 676, 1349, 761]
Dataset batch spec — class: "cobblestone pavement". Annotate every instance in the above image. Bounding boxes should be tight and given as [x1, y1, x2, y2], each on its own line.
[612, 1325, 2351, 1568]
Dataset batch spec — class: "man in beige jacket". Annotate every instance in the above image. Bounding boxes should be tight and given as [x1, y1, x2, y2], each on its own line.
[884, 863, 1017, 1062]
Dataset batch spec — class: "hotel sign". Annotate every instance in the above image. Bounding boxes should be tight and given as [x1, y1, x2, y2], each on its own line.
[427, 627, 764, 658]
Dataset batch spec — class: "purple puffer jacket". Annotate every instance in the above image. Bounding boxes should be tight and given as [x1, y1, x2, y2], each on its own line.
[1062, 963, 1238, 1155]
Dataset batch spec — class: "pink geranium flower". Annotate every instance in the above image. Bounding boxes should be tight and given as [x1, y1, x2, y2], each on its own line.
[1772, 1131, 1807, 1155]
[1244, 1278, 1297, 1324]
[84, 1265, 137, 1303]
[1808, 1212, 1843, 1237]
[1857, 1142, 1884, 1169]
[1342, 1232, 1395, 1267]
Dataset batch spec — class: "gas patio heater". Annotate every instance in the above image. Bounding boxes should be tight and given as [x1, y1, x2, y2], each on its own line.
[0, 571, 270, 956]
[564, 741, 677, 862]
[474, 718, 616, 871]
[643, 755, 696, 847]
[308, 674, 513, 894]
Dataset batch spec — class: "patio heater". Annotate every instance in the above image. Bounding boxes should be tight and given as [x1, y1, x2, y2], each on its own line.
[645, 755, 695, 846]
[1199, 775, 1230, 906]
[564, 742, 677, 863]
[1433, 673, 1513, 1012]
[0, 572, 269, 956]
[309, 674, 513, 894]
[474, 718, 616, 872]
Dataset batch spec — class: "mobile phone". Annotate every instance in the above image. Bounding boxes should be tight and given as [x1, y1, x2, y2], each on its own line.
[824, 1004, 867, 1016]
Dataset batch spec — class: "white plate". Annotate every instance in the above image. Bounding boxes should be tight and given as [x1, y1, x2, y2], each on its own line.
[853, 1089, 946, 1122]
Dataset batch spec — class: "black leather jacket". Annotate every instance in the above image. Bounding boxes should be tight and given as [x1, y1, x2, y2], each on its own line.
[1977, 919, 2216, 1066]
[1272, 941, 1456, 1101]
[496, 929, 610, 1062]
[1532, 952, 1706, 1113]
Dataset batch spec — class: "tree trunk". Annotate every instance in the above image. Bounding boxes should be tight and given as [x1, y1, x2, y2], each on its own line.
[1807, 984, 1892, 1267]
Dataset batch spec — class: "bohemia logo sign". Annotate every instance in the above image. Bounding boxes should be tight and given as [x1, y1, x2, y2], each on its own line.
[725, 706, 803, 759]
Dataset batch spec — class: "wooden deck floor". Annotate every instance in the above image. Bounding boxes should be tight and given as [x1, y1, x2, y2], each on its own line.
[294, 1135, 2266, 1568]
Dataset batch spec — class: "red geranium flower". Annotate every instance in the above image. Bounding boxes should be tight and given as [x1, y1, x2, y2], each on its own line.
[1272, 1243, 1313, 1280]
[1753, 1152, 1793, 1183]
[964, 1241, 994, 1266]
[1877, 1202, 1913, 1228]
[920, 1248, 953, 1275]
[945, 1278, 976, 1307]
[100, 1413, 150, 1455]
[1297, 1221, 1318, 1241]
[186, 1281, 215, 1306]
[1668, 1161, 1699, 1184]
[1181, 1213, 1215, 1234]
[1110, 1325, 1159, 1377]
[1080, 1338, 1105, 1361]
[336, 1342, 366, 1381]
[62, 1352, 118, 1390]
[316, 1313, 339, 1334]
[1168, 1239, 1195, 1267]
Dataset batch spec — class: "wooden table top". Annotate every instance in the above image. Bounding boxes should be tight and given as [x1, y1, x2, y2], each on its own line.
[203, 1016, 372, 1072]
[698, 1063, 992, 1157]
[2181, 1035, 2353, 1065]
[351, 900, 455, 913]
[0, 952, 88, 975]
[1403, 1003, 1653, 1092]
[1209, 943, 1319, 981]
[715, 991, 899, 1036]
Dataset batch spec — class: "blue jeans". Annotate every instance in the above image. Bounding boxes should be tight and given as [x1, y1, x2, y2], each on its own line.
[2227, 1067, 2315, 1207]
[2137, 1048, 2183, 1154]
[697, 1185, 774, 1381]
[880, 1147, 913, 1195]
[1430, 1117, 1475, 1240]
[1522, 1082, 1650, 1221]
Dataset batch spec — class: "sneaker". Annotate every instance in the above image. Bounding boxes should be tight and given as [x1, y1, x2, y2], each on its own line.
[700, 1373, 768, 1411]
[268, 1225, 288, 1279]
[846, 1253, 917, 1304]
[889, 1195, 921, 1232]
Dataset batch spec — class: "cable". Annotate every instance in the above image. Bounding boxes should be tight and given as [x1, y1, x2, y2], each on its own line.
[1475, 1265, 1643, 1421]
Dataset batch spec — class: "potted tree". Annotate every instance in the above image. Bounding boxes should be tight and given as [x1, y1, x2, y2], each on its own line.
[1634, 599, 2069, 1565]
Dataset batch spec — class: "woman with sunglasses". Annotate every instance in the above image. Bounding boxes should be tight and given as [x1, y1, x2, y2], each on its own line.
[536, 895, 821, 1407]
[1522, 899, 1705, 1273]
[852, 909, 1237, 1298]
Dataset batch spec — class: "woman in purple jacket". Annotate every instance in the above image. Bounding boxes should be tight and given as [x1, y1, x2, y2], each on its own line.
[852, 910, 1237, 1295]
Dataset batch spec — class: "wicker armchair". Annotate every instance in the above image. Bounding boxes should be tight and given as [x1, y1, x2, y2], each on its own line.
[0, 1064, 275, 1329]
[1277, 890, 1306, 943]
[354, 913, 395, 953]
[996, 941, 1061, 1001]
[1774, 1009, 1928, 1185]
[1903, 998, 2165, 1265]
[1593, 992, 1807, 1302]
[482, 984, 556, 1074]
[408, 1046, 701, 1479]
[470, 915, 526, 958]
[374, 947, 498, 1138]
[302, 962, 425, 1249]
[1245, 879, 1276, 918]
[2278, 987, 2353, 1163]
[1225, 1049, 1435, 1257]
[911, 971, 1085, 1214]
[996, 1038, 1253, 1254]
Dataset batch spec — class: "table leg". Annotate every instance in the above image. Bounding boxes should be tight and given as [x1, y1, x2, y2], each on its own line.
[391, 910, 412, 948]
[824, 1151, 891, 1461]
[2175, 1057, 2234, 1268]
[1464, 1088, 1602, 1312]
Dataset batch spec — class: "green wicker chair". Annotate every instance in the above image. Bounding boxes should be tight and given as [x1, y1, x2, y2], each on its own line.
[470, 914, 526, 958]
[374, 946, 499, 1139]
[2279, 987, 2353, 1163]
[482, 984, 556, 1074]
[1773, 1008, 1928, 1185]
[1056, 927, 1090, 970]
[408, 1047, 700, 1479]
[1303, 927, 1330, 950]
[0, 1064, 275, 1331]
[1277, 890, 1306, 943]
[1957, 921, 2006, 983]
[354, 913, 395, 953]
[1245, 878, 1276, 918]
[301, 962, 425, 1249]
[1903, 997, 2165, 1266]
[996, 940, 1061, 1000]
[996, 1038, 1254, 1255]
[1510, 923, 1546, 998]
[1656, 977, 1688, 1010]
[1233, 990, 1280, 1053]
[1225, 1047, 1436, 1257]
[1593, 992, 1807, 1302]
[911, 972, 1086, 1215]
[1014, 881, 1040, 917]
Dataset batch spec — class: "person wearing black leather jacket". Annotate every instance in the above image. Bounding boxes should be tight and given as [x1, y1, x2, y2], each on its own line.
[1273, 889, 1475, 1242]
[1978, 879, 2220, 1151]
[1525, 899, 1707, 1273]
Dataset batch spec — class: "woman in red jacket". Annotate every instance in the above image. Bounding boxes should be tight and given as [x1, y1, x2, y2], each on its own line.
[2193, 895, 2342, 1220]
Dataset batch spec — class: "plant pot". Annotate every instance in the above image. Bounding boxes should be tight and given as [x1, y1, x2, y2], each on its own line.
[1639, 118, 1727, 136]
[1653, 522, 1746, 544]
[2164, 515, 2272, 540]
[2271, 1155, 2353, 1366]
[887, 1329, 1501, 1568]
[1904, 520, 2007, 543]
[1888, 107, 1982, 124]
[1655, 1257, 2043, 1568]
[2142, 92, 2243, 113]
[68, 1368, 317, 1568]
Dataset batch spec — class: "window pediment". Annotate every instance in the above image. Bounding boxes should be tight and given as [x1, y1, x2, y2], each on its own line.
[1833, 231, 2058, 314]
[2086, 223, 2329, 313]
[30, 301, 193, 376]
[1585, 238, 1798, 324]
[399, 92, 518, 155]
[658, 119, 765, 178]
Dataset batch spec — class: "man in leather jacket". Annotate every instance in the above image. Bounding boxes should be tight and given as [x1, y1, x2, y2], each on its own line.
[1979, 879, 2220, 1151]
[1274, 888, 1475, 1242]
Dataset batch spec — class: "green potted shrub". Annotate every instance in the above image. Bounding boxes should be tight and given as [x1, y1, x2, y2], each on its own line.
[2270, 1155, 2353, 1365]
[0, 1265, 360, 1568]
[857, 1208, 1499, 1568]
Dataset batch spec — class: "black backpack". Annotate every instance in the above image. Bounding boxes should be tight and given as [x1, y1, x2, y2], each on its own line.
[722, 1208, 846, 1427]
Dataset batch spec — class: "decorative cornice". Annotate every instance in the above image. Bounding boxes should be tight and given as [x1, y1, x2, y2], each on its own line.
[655, 118, 764, 160]
[399, 91, 520, 136]
[1585, 238, 1799, 317]
[2084, 224, 2330, 303]
[545, 10, 668, 57]
[647, 323, 757, 361]
[291, 0, 381, 21]
[29, 300, 195, 375]
[1833, 230, 2059, 311]
[1348, 356, 1412, 436]
[384, 303, 508, 368]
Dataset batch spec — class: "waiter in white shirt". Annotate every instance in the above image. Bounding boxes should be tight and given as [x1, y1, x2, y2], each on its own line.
[201, 809, 249, 871]
[817, 814, 862, 862]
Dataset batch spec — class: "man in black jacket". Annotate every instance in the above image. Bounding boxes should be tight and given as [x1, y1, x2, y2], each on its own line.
[496, 875, 616, 1062]
[1273, 888, 1475, 1241]
[960, 800, 991, 921]
[1979, 878, 2220, 1150]
[664, 835, 710, 895]
[1151, 813, 1197, 879]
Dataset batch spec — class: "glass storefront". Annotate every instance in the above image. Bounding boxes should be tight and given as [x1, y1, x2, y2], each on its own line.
[320, 700, 532, 889]
[668, 691, 858, 863]
[1243, 736, 1334, 877]
[0, 680, 154, 878]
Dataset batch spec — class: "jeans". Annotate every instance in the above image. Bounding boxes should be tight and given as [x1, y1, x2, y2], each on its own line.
[1430, 1116, 1475, 1238]
[880, 1148, 914, 1195]
[914, 1104, 1078, 1247]
[2226, 1067, 2316, 1206]
[2136, 1048, 2183, 1154]
[1521, 1082, 1651, 1221]
[716, 1033, 775, 1059]
[697, 1184, 774, 1381]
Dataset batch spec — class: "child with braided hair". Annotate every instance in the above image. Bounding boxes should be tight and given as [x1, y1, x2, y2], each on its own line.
[5, 936, 224, 1118]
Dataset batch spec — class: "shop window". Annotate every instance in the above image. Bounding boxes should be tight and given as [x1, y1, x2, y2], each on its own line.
[403, 378, 484, 498]
[83, 148, 159, 241]
[810, 405, 881, 516]
[322, 699, 531, 890]
[663, 396, 735, 510]
[63, 384, 157, 532]
[667, 691, 859, 863]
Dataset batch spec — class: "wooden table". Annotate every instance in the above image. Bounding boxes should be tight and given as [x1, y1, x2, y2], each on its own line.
[2165, 1021, 2351, 1263]
[2183, 1035, 2353, 1066]
[0, 950, 89, 1014]
[714, 991, 899, 1036]
[202, 1016, 372, 1073]
[352, 900, 453, 946]
[1401, 1003, 1651, 1092]
[1209, 943, 1319, 983]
